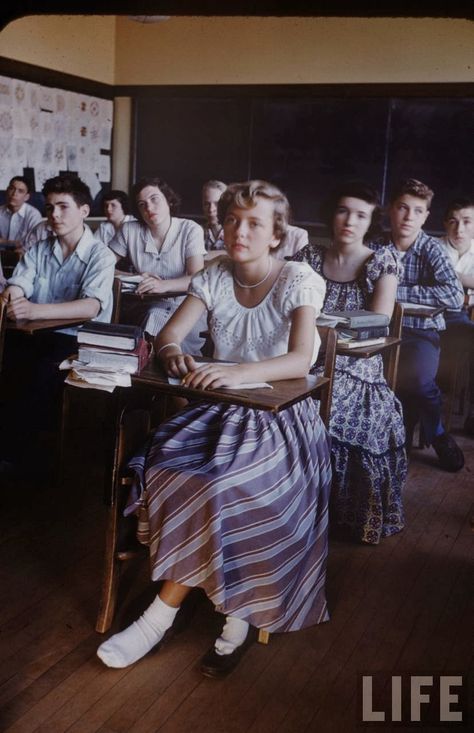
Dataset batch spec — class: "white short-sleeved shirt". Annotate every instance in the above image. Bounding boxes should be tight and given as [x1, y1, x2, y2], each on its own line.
[275, 225, 309, 260]
[96, 215, 136, 247]
[8, 224, 116, 325]
[189, 257, 326, 364]
[0, 202, 42, 244]
[109, 217, 205, 276]
[441, 236, 474, 305]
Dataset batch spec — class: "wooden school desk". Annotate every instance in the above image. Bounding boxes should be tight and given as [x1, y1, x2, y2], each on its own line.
[61, 357, 331, 634]
[6, 316, 87, 335]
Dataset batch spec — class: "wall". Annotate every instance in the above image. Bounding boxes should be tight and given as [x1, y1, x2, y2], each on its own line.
[114, 16, 474, 85]
[0, 15, 116, 85]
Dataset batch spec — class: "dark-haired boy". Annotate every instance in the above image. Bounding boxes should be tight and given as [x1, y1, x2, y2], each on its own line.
[0, 175, 115, 473]
[440, 197, 474, 434]
[0, 175, 42, 249]
[374, 178, 465, 471]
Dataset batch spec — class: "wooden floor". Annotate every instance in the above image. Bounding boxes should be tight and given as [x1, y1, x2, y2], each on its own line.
[0, 420, 472, 733]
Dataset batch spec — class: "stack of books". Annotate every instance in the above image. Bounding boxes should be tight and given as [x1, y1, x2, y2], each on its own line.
[317, 310, 390, 348]
[62, 322, 152, 392]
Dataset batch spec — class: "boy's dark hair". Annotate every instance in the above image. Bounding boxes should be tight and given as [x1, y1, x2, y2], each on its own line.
[103, 189, 131, 214]
[389, 178, 434, 207]
[321, 180, 383, 242]
[8, 175, 33, 194]
[42, 175, 92, 208]
[131, 177, 181, 219]
[217, 180, 290, 241]
[444, 196, 474, 220]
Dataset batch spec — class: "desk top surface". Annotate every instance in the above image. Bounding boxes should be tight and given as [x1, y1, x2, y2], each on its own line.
[6, 317, 86, 334]
[132, 360, 329, 412]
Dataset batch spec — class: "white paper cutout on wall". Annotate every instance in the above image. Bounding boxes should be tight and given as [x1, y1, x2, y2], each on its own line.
[0, 76, 12, 106]
[13, 138, 29, 169]
[40, 88, 54, 112]
[0, 136, 12, 158]
[53, 141, 66, 169]
[0, 109, 14, 135]
[99, 154, 111, 182]
[40, 110, 53, 139]
[0, 164, 17, 189]
[100, 123, 112, 149]
[66, 145, 78, 171]
[79, 168, 101, 199]
[12, 109, 30, 139]
[27, 82, 40, 111]
[12, 80, 28, 109]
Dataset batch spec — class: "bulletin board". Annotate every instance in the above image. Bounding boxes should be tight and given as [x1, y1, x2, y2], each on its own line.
[0, 74, 113, 203]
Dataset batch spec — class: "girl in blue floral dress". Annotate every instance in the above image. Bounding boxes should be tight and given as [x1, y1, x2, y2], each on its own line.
[293, 182, 407, 544]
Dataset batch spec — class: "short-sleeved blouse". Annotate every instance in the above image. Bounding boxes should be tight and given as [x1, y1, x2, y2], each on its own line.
[109, 217, 205, 278]
[293, 244, 402, 312]
[189, 256, 326, 363]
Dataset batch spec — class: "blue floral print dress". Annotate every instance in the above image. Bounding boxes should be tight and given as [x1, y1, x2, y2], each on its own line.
[293, 244, 407, 544]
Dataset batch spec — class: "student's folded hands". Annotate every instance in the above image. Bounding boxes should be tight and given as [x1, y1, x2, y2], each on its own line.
[6, 296, 36, 320]
[136, 273, 170, 295]
[180, 363, 244, 390]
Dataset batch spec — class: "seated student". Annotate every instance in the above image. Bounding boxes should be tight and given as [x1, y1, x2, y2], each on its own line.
[440, 197, 474, 434]
[109, 177, 206, 354]
[372, 178, 465, 471]
[293, 181, 406, 544]
[96, 189, 136, 247]
[0, 175, 115, 472]
[97, 180, 331, 678]
[276, 223, 309, 260]
[0, 176, 42, 250]
[202, 179, 227, 259]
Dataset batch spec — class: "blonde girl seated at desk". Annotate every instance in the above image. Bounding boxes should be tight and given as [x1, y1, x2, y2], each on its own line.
[293, 181, 407, 545]
[109, 177, 206, 354]
[97, 180, 331, 678]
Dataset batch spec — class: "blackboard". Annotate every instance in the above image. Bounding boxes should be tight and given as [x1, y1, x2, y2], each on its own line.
[134, 91, 474, 231]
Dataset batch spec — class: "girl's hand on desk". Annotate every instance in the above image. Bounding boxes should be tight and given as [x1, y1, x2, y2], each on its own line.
[136, 273, 169, 295]
[164, 353, 198, 378]
[181, 363, 243, 391]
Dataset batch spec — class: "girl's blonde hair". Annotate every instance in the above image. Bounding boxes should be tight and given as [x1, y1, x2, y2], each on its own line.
[218, 180, 290, 239]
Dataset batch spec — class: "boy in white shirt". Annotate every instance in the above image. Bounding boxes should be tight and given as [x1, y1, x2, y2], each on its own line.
[440, 197, 474, 434]
[0, 176, 42, 250]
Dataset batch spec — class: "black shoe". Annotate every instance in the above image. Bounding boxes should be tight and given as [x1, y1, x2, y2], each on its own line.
[200, 636, 253, 679]
[432, 432, 465, 472]
[464, 413, 474, 436]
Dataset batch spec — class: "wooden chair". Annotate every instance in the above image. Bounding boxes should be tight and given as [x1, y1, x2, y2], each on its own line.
[0, 300, 6, 372]
[0, 247, 21, 279]
[96, 403, 152, 633]
[383, 301, 404, 391]
[112, 277, 123, 324]
[257, 326, 337, 646]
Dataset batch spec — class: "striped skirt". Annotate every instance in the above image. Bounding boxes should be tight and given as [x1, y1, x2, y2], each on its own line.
[126, 397, 332, 633]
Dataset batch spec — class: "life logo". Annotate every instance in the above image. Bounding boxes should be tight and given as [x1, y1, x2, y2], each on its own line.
[358, 673, 469, 726]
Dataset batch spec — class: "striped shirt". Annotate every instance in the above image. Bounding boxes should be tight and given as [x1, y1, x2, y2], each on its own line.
[370, 231, 464, 330]
[109, 217, 205, 276]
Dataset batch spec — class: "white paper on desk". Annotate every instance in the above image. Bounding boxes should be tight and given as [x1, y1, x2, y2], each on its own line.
[115, 273, 144, 284]
[167, 358, 273, 389]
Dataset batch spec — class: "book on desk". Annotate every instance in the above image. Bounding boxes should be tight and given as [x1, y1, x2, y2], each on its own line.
[77, 322, 143, 350]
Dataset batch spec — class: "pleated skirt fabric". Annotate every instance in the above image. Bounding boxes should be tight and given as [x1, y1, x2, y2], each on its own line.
[126, 397, 332, 632]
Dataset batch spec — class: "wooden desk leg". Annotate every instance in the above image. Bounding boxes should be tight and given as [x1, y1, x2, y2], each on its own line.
[258, 629, 270, 644]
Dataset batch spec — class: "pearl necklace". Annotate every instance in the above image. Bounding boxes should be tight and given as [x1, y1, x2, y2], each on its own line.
[233, 257, 273, 289]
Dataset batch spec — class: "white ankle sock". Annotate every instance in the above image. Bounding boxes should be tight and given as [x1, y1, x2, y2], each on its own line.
[214, 616, 249, 656]
[97, 595, 178, 668]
